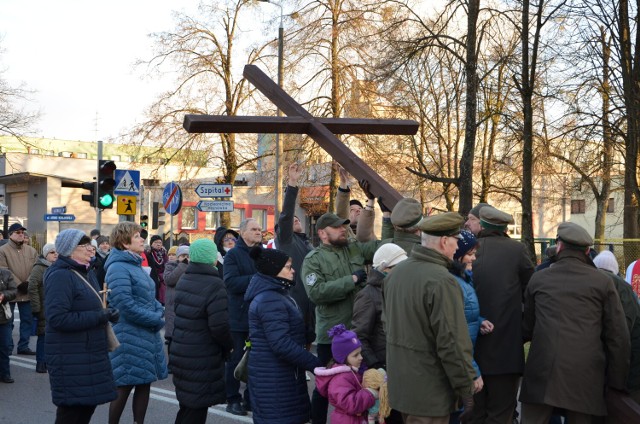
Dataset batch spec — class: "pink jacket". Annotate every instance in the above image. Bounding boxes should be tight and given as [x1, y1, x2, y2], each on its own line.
[314, 364, 376, 424]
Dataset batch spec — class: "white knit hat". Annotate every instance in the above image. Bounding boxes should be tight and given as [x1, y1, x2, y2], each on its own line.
[42, 243, 56, 257]
[373, 243, 408, 271]
[593, 250, 619, 274]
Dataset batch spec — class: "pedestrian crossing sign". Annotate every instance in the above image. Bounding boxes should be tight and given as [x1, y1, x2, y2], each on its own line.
[114, 170, 141, 196]
[117, 196, 137, 215]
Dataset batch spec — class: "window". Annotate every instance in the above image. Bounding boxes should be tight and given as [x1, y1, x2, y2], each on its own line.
[230, 208, 245, 228]
[205, 212, 220, 230]
[181, 207, 198, 229]
[607, 198, 615, 213]
[571, 199, 586, 214]
[252, 209, 267, 230]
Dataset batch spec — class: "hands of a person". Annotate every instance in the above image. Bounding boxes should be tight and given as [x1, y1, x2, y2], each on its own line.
[337, 165, 350, 188]
[480, 320, 494, 335]
[459, 396, 474, 423]
[106, 307, 120, 323]
[288, 162, 303, 186]
[358, 179, 375, 200]
[377, 198, 391, 213]
[473, 376, 484, 393]
[181, 258, 189, 265]
[352, 269, 367, 284]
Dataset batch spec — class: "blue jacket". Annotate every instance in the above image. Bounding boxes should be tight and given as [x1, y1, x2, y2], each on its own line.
[44, 256, 117, 407]
[452, 268, 483, 377]
[245, 272, 322, 424]
[223, 237, 258, 332]
[104, 248, 168, 386]
[170, 262, 233, 408]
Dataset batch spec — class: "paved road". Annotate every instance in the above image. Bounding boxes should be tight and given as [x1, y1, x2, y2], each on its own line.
[0, 309, 317, 423]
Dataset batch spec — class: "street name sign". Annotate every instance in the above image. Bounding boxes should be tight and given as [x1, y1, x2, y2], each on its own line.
[51, 206, 66, 214]
[195, 200, 234, 213]
[195, 184, 233, 198]
[44, 214, 76, 222]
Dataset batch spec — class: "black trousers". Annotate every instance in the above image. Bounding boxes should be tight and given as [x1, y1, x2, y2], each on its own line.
[471, 373, 520, 424]
[175, 404, 208, 424]
[311, 343, 333, 424]
[55, 405, 97, 424]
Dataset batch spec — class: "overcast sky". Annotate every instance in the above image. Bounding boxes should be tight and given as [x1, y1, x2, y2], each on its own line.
[1, 0, 201, 142]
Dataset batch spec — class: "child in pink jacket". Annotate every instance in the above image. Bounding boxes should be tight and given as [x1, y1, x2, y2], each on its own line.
[314, 324, 378, 424]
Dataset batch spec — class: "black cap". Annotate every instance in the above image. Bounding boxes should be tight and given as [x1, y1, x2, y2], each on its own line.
[349, 199, 363, 209]
[8, 223, 26, 234]
[90, 229, 101, 237]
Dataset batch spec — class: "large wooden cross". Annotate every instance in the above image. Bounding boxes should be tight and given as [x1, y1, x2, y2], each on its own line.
[182, 65, 419, 211]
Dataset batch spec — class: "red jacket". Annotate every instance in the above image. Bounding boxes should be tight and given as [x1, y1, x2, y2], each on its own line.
[314, 364, 376, 424]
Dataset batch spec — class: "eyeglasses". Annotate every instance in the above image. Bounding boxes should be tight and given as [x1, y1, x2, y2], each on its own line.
[12, 230, 25, 235]
[223, 237, 236, 242]
[77, 243, 94, 250]
[283, 264, 293, 270]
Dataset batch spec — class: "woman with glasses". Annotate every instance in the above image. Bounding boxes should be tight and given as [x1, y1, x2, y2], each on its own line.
[213, 226, 239, 277]
[28, 243, 58, 373]
[44, 229, 119, 423]
[104, 222, 168, 424]
[244, 246, 322, 424]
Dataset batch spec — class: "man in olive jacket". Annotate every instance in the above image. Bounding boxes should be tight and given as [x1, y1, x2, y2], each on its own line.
[520, 222, 630, 422]
[384, 212, 479, 423]
[302, 212, 379, 424]
[471, 206, 534, 424]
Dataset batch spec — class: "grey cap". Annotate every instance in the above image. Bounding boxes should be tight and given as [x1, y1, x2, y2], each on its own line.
[417, 212, 465, 236]
[391, 198, 423, 228]
[317, 213, 350, 230]
[557, 222, 593, 247]
[479, 207, 514, 230]
[176, 245, 190, 257]
[469, 203, 492, 218]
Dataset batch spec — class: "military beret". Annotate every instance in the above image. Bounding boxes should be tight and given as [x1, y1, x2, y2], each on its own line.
[317, 213, 350, 230]
[469, 203, 492, 218]
[391, 198, 423, 228]
[479, 206, 514, 230]
[417, 212, 465, 236]
[557, 222, 593, 248]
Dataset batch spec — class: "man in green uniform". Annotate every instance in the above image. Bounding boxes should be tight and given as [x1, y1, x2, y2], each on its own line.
[302, 212, 379, 424]
[384, 212, 480, 424]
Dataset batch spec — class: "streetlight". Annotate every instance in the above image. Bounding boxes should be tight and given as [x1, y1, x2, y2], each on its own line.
[259, 0, 284, 221]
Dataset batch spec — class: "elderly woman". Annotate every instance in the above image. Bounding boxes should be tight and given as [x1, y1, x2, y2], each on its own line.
[245, 246, 321, 424]
[163, 245, 189, 347]
[28, 242, 58, 373]
[170, 239, 233, 424]
[146, 235, 168, 305]
[105, 222, 168, 424]
[44, 229, 118, 423]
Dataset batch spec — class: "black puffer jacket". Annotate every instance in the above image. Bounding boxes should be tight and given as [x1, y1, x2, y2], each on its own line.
[351, 268, 386, 368]
[169, 262, 233, 408]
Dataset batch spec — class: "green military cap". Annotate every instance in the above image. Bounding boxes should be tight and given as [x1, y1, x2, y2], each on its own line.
[417, 212, 465, 236]
[316, 213, 350, 230]
[479, 206, 514, 231]
[391, 198, 423, 228]
[469, 202, 492, 218]
[556, 222, 593, 247]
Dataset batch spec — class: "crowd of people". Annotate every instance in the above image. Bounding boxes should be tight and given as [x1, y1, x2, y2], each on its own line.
[0, 164, 639, 424]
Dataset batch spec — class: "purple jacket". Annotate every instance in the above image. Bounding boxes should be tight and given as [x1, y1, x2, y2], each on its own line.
[314, 364, 376, 424]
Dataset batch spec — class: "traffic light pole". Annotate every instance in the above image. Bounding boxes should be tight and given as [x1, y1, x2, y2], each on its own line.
[96, 140, 103, 233]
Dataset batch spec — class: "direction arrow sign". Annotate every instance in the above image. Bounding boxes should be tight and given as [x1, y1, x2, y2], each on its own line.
[195, 184, 233, 198]
[195, 200, 234, 213]
[44, 214, 76, 222]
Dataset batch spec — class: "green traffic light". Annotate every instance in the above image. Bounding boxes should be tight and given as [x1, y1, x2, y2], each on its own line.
[99, 193, 114, 208]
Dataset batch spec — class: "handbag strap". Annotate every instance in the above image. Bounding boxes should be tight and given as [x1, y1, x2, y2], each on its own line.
[71, 269, 105, 308]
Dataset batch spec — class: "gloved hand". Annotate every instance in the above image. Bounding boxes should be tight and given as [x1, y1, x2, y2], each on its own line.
[105, 307, 120, 323]
[377, 198, 391, 213]
[358, 179, 375, 200]
[459, 396, 474, 423]
[352, 269, 367, 285]
[181, 258, 189, 264]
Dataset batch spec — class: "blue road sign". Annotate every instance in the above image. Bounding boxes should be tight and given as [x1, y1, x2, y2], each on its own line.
[44, 214, 76, 222]
[51, 206, 67, 214]
[114, 170, 141, 196]
[163, 182, 183, 216]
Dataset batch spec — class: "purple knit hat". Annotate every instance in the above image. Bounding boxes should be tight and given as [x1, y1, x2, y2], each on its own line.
[454, 230, 478, 261]
[328, 324, 361, 364]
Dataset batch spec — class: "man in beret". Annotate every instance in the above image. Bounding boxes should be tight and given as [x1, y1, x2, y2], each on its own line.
[384, 212, 480, 423]
[0, 223, 38, 355]
[520, 222, 630, 422]
[471, 206, 534, 423]
[379, 197, 423, 254]
[465, 202, 492, 236]
[302, 212, 380, 424]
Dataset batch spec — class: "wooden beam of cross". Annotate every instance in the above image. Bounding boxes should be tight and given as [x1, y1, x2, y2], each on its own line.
[182, 64, 420, 210]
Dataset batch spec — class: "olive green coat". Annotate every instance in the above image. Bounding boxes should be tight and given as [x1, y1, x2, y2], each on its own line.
[520, 250, 630, 416]
[384, 245, 476, 417]
[28, 256, 50, 336]
[302, 239, 379, 344]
